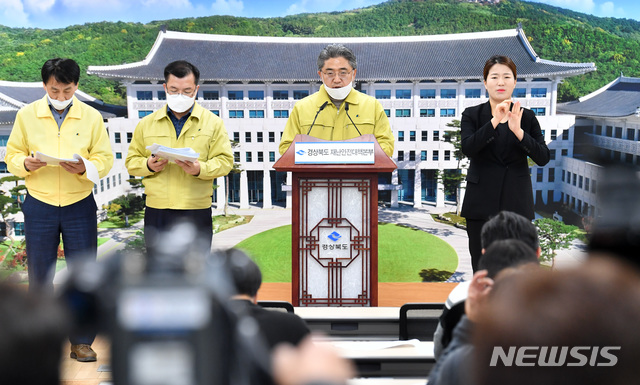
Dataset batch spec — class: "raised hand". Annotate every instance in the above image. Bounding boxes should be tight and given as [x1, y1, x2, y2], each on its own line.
[507, 100, 524, 141]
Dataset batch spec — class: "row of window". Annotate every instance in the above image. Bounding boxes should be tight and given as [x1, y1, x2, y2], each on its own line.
[233, 151, 278, 163]
[136, 90, 310, 101]
[137, 106, 548, 119]
[541, 129, 570, 141]
[594, 125, 639, 141]
[136, 87, 549, 102]
[561, 193, 591, 216]
[374, 88, 547, 100]
[232, 131, 283, 143]
[398, 130, 442, 141]
[397, 150, 453, 162]
[561, 170, 596, 194]
[114, 132, 133, 144]
[138, 109, 290, 119]
[93, 173, 123, 194]
[549, 149, 570, 161]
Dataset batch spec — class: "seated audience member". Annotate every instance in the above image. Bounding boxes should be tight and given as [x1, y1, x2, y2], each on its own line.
[226, 248, 310, 349]
[474, 258, 640, 385]
[434, 211, 540, 358]
[427, 240, 539, 385]
[0, 283, 69, 385]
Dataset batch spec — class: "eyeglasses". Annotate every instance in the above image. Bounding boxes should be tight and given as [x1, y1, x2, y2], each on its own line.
[322, 70, 353, 80]
[166, 88, 197, 97]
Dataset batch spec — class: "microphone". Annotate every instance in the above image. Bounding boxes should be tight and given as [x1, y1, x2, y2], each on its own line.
[345, 102, 362, 136]
[306, 101, 329, 135]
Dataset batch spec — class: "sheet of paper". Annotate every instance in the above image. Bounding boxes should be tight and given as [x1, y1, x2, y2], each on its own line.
[35, 151, 79, 166]
[146, 144, 200, 163]
[332, 339, 422, 351]
[34, 151, 99, 184]
[74, 154, 99, 185]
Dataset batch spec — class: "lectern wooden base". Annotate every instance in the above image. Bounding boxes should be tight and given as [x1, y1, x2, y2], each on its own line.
[274, 134, 396, 306]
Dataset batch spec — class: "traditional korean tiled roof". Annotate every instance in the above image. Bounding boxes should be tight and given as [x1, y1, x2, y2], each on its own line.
[0, 81, 127, 123]
[87, 26, 595, 82]
[557, 76, 640, 118]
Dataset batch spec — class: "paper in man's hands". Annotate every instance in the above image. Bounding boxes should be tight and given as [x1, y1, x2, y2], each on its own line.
[34, 151, 99, 184]
[146, 144, 200, 163]
[35, 151, 79, 165]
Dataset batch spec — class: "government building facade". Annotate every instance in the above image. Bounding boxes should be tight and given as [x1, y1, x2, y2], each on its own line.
[87, 26, 595, 211]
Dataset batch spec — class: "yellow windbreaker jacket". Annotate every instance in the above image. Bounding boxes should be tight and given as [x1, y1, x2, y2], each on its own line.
[279, 85, 394, 157]
[5, 95, 113, 207]
[125, 102, 233, 210]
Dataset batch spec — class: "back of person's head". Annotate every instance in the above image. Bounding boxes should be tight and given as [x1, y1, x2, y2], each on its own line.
[164, 60, 200, 84]
[474, 258, 640, 385]
[587, 165, 640, 270]
[41, 58, 80, 85]
[0, 284, 69, 385]
[224, 248, 262, 298]
[478, 239, 539, 279]
[480, 211, 539, 252]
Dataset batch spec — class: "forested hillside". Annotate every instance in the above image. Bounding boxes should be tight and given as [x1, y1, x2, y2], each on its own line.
[1, 0, 638, 105]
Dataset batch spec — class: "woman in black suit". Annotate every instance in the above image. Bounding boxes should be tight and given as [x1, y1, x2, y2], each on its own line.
[461, 55, 550, 271]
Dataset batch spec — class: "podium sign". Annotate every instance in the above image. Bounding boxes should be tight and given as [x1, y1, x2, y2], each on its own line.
[274, 135, 396, 307]
[294, 142, 375, 164]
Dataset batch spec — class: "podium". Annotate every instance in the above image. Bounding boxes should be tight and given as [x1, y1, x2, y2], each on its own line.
[274, 134, 396, 307]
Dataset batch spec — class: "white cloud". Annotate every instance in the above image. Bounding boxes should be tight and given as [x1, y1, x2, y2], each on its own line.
[210, 0, 243, 14]
[599, 1, 624, 17]
[535, 0, 596, 14]
[142, 0, 192, 8]
[25, 0, 55, 13]
[61, 0, 125, 10]
[0, 0, 31, 27]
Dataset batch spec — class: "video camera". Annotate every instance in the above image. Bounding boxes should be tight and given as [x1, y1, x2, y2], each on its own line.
[60, 222, 271, 385]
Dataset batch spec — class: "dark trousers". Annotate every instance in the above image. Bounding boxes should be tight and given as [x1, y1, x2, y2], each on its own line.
[466, 218, 488, 273]
[22, 193, 97, 345]
[144, 207, 213, 258]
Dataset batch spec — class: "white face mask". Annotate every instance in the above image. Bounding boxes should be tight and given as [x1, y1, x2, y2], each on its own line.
[323, 82, 352, 101]
[166, 93, 196, 114]
[47, 94, 73, 111]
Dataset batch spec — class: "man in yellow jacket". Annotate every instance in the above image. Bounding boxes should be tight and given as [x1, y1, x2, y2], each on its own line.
[126, 60, 233, 255]
[4, 58, 113, 362]
[279, 44, 394, 157]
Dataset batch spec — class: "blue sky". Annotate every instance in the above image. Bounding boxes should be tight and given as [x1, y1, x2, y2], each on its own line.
[0, 0, 637, 29]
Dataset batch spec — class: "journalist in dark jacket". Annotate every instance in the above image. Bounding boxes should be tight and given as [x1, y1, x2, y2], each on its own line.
[461, 55, 550, 271]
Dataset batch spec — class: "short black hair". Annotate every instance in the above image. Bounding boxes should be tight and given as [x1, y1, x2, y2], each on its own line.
[478, 239, 539, 279]
[317, 44, 357, 72]
[164, 60, 200, 84]
[481, 211, 539, 251]
[41, 58, 80, 85]
[225, 249, 262, 297]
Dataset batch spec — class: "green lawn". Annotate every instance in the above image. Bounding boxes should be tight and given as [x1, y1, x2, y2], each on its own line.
[99, 212, 144, 228]
[236, 223, 458, 283]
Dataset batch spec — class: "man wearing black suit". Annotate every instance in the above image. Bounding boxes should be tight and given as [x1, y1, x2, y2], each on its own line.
[226, 249, 310, 350]
[461, 55, 550, 271]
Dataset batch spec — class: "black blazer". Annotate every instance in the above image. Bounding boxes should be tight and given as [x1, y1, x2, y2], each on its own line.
[460, 102, 550, 221]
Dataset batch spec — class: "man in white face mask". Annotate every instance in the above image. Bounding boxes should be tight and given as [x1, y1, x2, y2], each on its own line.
[125, 60, 233, 255]
[4, 58, 114, 362]
[279, 44, 394, 157]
